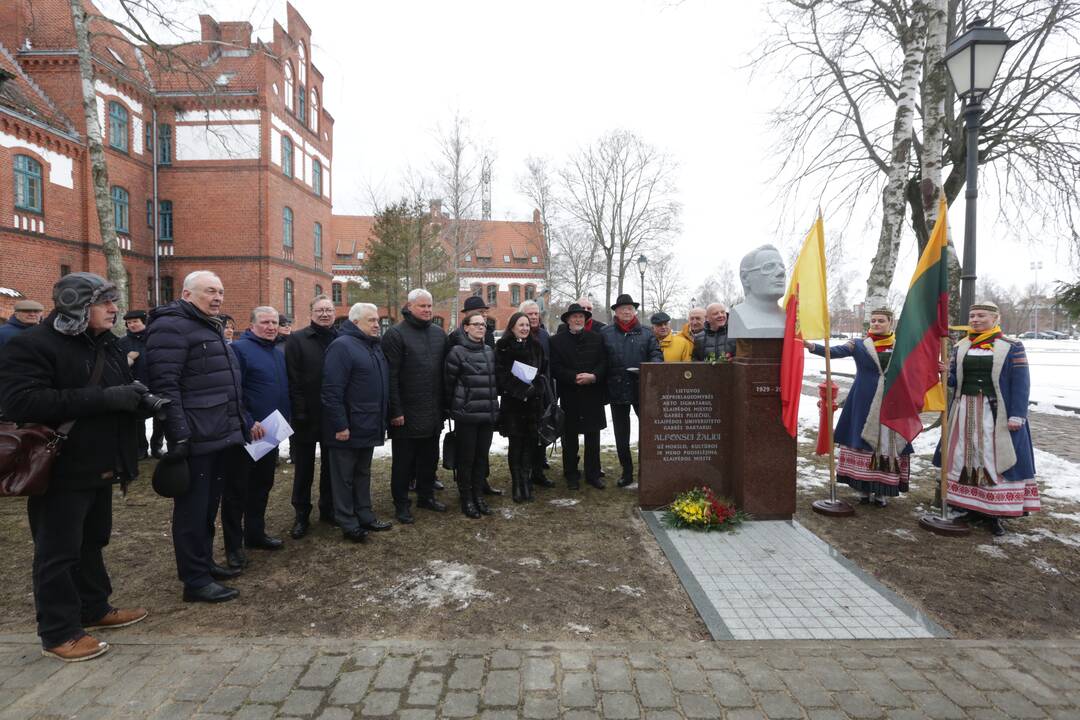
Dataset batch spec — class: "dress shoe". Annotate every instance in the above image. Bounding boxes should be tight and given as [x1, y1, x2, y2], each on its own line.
[360, 519, 392, 532]
[210, 563, 242, 581]
[42, 634, 108, 662]
[434, 479, 446, 491]
[566, 476, 581, 491]
[85, 607, 148, 631]
[183, 582, 239, 603]
[481, 483, 504, 496]
[617, 476, 634, 488]
[988, 517, 1007, 537]
[343, 528, 369, 543]
[586, 477, 605, 490]
[290, 519, 310, 539]
[395, 510, 415, 525]
[416, 497, 447, 512]
[226, 550, 249, 569]
[247, 535, 284, 550]
[475, 496, 492, 516]
[532, 474, 556, 488]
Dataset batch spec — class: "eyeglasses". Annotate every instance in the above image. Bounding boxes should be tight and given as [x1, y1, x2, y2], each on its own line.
[747, 261, 783, 275]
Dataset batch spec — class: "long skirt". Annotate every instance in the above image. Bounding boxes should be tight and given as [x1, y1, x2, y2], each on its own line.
[945, 394, 1040, 517]
[837, 446, 910, 497]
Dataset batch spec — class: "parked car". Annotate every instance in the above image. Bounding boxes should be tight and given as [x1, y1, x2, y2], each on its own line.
[1019, 331, 1060, 339]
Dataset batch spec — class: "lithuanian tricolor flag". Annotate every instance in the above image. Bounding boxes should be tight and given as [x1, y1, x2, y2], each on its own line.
[881, 197, 950, 441]
[780, 214, 829, 437]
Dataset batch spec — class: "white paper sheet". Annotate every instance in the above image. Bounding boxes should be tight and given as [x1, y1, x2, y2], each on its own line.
[244, 409, 294, 461]
[511, 360, 538, 383]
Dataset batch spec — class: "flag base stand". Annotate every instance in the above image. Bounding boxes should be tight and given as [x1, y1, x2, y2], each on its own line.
[811, 499, 855, 517]
[918, 514, 970, 537]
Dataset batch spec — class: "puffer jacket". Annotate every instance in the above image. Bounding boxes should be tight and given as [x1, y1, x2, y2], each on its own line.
[693, 322, 736, 361]
[232, 328, 291, 424]
[495, 334, 546, 438]
[0, 315, 140, 490]
[146, 300, 251, 455]
[444, 337, 499, 425]
[382, 309, 446, 438]
[321, 320, 389, 449]
[600, 320, 662, 405]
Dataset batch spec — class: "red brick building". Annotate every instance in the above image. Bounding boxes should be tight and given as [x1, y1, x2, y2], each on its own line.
[0, 1, 332, 326]
[330, 204, 548, 332]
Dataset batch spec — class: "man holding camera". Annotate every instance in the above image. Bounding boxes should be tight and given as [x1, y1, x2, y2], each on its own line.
[147, 271, 263, 604]
[0, 273, 149, 662]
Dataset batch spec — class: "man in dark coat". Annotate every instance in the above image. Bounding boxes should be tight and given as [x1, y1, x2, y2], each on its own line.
[555, 296, 607, 335]
[322, 302, 392, 541]
[382, 288, 447, 523]
[692, 302, 736, 361]
[146, 270, 260, 604]
[446, 295, 496, 349]
[0, 298, 44, 348]
[0, 273, 148, 662]
[117, 309, 164, 458]
[600, 293, 663, 487]
[285, 294, 338, 538]
[550, 303, 607, 490]
[230, 306, 291, 555]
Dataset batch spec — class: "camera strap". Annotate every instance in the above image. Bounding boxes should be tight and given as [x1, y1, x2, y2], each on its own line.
[55, 346, 106, 440]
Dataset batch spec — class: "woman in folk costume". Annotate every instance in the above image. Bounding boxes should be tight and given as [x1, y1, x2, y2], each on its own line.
[804, 308, 913, 506]
[934, 301, 1037, 536]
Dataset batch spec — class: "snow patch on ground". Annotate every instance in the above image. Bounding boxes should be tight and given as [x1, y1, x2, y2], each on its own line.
[993, 527, 1080, 549]
[567, 623, 592, 635]
[612, 584, 645, 598]
[796, 456, 830, 489]
[976, 544, 1008, 559]
[384, 560, 491, 610]
[1031, 557, 1061, 575]
[1049, 512, 1080, 525]
[1034, 450, 1080, 503]
[548, 498, 580, 507]
[883, 528, 918, 542]
[516, 557, 542, 567]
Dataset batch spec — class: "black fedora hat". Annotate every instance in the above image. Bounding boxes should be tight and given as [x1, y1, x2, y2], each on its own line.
[461, 296, 489, 313]
[560, 303, 592, 323]
[610, 293, 639, 310]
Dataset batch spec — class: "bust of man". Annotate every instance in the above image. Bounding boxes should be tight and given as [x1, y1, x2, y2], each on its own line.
[728, 244, 787, 339]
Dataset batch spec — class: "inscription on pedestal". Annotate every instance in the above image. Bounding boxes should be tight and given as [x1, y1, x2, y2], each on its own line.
[653, 387, 722, 464]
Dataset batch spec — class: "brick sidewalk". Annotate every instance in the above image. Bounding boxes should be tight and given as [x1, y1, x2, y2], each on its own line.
[2, 635, 1079, 719]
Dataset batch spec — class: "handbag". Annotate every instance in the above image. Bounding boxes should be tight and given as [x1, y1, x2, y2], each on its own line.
[442, 419, 457, 470]
[0, 348, 105, 497]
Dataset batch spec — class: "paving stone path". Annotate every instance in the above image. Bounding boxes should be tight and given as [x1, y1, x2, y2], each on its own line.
[2, 634, 1080, 719]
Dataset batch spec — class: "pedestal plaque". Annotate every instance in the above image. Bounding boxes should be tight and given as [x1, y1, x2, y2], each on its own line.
[638, 363, 732, 508]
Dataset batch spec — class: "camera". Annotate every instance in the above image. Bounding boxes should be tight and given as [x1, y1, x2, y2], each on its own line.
[130, 381, 171, 419]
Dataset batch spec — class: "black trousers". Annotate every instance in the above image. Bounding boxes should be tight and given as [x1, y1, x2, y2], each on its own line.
[137, 418, 165, 456]
[530, 439, 547, 479]
[562, 429, 602, 482]
[173, 448, 231, 590]
[291, 439, 333, 521]
[610, 402, 640, 482]
[221, 448, 277, 549]
[328, 446, 376, 532]
[391, 435, 439, 509]
[27, 486, 113, 647]
[455, 423, 494, 491]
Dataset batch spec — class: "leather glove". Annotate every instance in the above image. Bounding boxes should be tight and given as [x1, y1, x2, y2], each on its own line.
[161, 440, 190, 465]
[102, 383, 146, 413]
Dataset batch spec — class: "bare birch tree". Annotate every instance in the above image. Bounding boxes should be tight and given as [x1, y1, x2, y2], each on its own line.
[517, 156, 556, 324]
[559, 131, 680, 319]
[434, 113, 485, 306]
[548, 224, 601, 305]
[644, 252, 685, 314]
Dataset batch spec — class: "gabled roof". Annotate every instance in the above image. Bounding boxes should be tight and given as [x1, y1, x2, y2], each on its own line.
[0, 40, 76, 135]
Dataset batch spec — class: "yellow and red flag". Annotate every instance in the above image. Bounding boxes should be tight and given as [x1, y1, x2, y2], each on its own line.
[780, 214, 829, 437]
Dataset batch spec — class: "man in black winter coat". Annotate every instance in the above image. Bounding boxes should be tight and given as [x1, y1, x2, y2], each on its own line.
[285, 294, 338, 539]
[382, 289, 448, 523]
[550, 303, 607, 490]
[117, 309, 164, 458]
[146, 270, 261, 604]
[692, 303, 736, 361]
[0, 273, 148, 662]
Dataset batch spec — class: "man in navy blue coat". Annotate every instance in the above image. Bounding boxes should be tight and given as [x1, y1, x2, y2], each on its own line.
[322, 302, 392, 541]
[231, 306, 291, 556]
[147, 271, 260, 604]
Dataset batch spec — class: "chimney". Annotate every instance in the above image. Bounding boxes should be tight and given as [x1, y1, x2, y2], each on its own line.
[219, 22, 253, 48]
[430, 199, 443, 218]
[199, 15, 221, 43]
[533, 209, 542, 225]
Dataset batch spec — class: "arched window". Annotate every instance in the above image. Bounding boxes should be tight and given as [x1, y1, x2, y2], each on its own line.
[14, 155, 42, 212]
[283, 61, 294, 111]
[108, 101, 128, 151]
[332, 282, 342, 304]
[470, 282, 483, 297]
[433, 316, 444, 329]
[315, 284, 323, 297]
[283, 206, 294, 248]
[486, 284, 498, 306]
[284, 278, 294, 319]
[312, 159, 322, 197]
[310, 88, 319, 131]
[511, 284, 521, 307]
[525, 284, 535, 301]
[111, 186, 129, 232]
[298, 42, 307, 84]
[281, 135, 293, 178]
[314, 222, 323, 258]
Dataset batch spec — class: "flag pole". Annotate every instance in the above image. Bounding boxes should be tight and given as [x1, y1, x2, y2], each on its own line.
[918, 328, 969, 536]
[824, 340, 838, 503]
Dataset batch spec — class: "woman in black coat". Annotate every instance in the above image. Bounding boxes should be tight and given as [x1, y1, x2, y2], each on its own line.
[444, 313, 499, 518]
[495, 312, 547, 502]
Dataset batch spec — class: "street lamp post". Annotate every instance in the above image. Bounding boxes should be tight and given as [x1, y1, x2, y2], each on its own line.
[637, 254, 649, 313]
[944, 17, 1013, 318]
[1031, 261, 1043, 334]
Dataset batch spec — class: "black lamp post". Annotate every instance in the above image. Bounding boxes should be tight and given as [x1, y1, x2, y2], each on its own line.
[943, 17, 1013, 318]
[637, 255, 648, 313]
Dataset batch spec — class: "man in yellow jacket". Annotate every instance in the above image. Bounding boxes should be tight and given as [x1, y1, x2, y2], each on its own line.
[651, 312, 693, 362]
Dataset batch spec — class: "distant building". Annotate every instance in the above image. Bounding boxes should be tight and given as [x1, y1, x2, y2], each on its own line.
[0, 1, 332, 325]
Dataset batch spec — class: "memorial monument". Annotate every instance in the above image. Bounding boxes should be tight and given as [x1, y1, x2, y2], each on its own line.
[639, 244, 797, 520]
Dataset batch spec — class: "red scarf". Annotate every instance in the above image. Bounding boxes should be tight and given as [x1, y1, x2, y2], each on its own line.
[615, 317, 639, 333]
[584, 319, 594, 332]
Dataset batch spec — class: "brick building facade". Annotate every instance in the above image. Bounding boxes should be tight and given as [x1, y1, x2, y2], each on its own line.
[0, 1, 332, 326]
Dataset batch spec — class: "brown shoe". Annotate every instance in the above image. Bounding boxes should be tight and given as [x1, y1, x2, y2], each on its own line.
[85, 607, 149, 631]
[42, 635, 109, 662]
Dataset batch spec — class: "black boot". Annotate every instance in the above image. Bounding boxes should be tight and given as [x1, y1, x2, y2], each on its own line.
[458, 482, 480, 519]
[509, 441, 526, 503]
[473, 476, 492, 515]
[988, 517, 1007, 537]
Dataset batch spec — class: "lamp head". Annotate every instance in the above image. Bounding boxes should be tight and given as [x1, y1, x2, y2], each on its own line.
[944, 18, 1013, 102]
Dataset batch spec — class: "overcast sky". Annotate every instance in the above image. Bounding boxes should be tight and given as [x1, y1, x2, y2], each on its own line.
[109, 0, 1078, 303]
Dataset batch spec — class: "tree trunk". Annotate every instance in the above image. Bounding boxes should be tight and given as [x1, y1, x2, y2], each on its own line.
[864, 2, 927, 317]
[70, 0, 128, 322]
